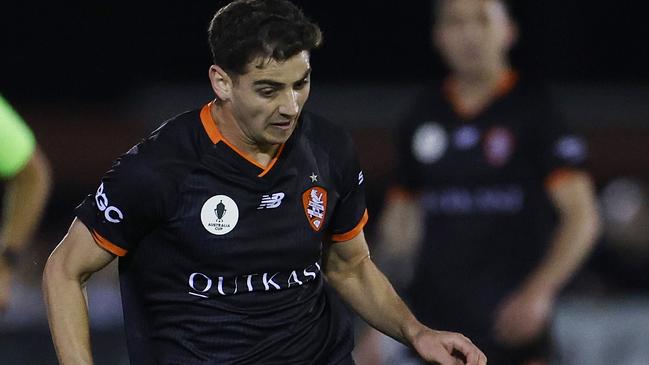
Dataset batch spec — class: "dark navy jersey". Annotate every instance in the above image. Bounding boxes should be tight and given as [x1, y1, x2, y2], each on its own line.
[396, 72, 588, 343]
[76, 102, 368, 365]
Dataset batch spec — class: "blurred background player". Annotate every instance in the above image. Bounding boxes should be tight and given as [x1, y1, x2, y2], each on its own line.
[0, 94, 51, 313]
[357, 0, 601, 364]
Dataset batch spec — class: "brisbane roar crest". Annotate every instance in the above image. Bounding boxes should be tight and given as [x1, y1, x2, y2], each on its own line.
[302, 186, 327, 232]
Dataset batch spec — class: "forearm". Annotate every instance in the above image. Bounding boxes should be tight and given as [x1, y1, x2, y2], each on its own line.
[1, 148, 51, 251]
[43, 262, 94, 365]
[325, 256, 422, 345]
[526, 172, 601, 295]
[373, 197, 422, 290]
[525, 211, 600, 294]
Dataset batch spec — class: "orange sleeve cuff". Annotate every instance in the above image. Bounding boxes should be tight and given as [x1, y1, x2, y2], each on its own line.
[544, 168, 583, 190]
[91, 230, 128, 257]
[331, 209, 369, 242]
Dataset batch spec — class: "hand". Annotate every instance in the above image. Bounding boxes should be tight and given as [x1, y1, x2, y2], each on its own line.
[411, 327, 487, 365]
[493, 287, 555, 346]
[0, 260, 13, 314]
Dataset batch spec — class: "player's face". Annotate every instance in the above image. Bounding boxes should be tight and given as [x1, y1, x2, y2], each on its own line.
[229, 51, 311, 147]
[434, 0, 514, 76]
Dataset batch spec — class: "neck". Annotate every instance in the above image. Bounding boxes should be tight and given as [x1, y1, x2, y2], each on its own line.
[455, 62, 509, 93]
[447, 63, 513, 119]
[210, 102, 280, 167]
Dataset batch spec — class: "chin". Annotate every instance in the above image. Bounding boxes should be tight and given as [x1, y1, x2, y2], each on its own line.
[262, 132, 289, 147]
[268, 126, 296, 144]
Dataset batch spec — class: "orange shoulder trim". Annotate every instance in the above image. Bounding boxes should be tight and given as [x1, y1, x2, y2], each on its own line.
[544, 167, 582, 190]
[385, 185, 417, 202]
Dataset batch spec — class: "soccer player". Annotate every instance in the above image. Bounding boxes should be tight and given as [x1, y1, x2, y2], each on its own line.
[362, 0, 601, 364]
[0, 94, 52, 312]
[42, 1, 486, 364]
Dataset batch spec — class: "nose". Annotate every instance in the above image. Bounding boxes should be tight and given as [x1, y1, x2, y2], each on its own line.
[278, 90, 300, 118]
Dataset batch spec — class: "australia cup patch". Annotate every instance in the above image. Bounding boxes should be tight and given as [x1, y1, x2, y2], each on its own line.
[302, 186, 328, 232]
[201, 195, 239, 235]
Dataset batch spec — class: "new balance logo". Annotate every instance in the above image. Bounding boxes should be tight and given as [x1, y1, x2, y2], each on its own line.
[257, 192, 285, 209]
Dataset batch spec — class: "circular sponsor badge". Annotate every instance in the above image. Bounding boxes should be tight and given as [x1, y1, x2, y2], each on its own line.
[200, 195, 239, 235]
[412, 122, 448, 164]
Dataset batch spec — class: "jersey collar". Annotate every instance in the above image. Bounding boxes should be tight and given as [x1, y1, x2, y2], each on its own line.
[443, 69, 519, 121]
[199, 101, 285, 178]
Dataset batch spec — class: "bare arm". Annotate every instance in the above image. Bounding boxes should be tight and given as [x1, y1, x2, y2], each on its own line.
[528, 172, 601, 294]
[0, 147, 51, 311]
[494, 171, 601, 344]
[324, 231, 486, 365]
[0, 146, 52, 255]
[43, 218, 116, 365]
[372, 195, 423, 290]
[351, 196, 425, 364]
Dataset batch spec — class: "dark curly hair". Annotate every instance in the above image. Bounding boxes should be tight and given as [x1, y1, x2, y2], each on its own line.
[208, 0, 322, 76]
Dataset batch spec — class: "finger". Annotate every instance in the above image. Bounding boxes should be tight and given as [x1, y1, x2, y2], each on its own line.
[448, 336, 480, 365]
[429, 344, 461, 365]
[473, 350, 488, 365]
[480, 352, 488, 365]
[464, 347, 487, 365]
[459, 333, 474, 344]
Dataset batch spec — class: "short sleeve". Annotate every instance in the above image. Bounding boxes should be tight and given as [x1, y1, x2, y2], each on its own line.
[529, 96, 588, 187]
[328, 131, 368, 242]
[75, 147, 169, 256]
[0, 95, 36, 179]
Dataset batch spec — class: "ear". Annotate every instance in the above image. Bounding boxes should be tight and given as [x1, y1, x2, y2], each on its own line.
[208, 65, 233, 101]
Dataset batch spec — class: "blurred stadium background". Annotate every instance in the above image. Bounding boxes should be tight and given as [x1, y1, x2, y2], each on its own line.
[2, 1, 648, 364]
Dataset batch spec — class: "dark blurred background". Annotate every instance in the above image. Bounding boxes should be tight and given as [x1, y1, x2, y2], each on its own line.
[3, 1, 649, 98]
[1, 1, 648, 364]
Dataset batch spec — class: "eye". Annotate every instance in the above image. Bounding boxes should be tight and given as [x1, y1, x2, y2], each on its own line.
[294, 78, 310, 90]
[257, 88, 278, 98]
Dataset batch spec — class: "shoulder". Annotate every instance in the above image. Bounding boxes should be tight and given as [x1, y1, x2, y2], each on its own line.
[506, 76, 567, 135]
[298, 111, 357, 158]
[107, 108, 207, 189]
[298, 111, 364, 191]
[135, 108, 207, 162]
[300, 111, 352, 141]
[508, 74, 555, 110]
[399, 84, 447, 133]
[413, 83, 446, 107]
